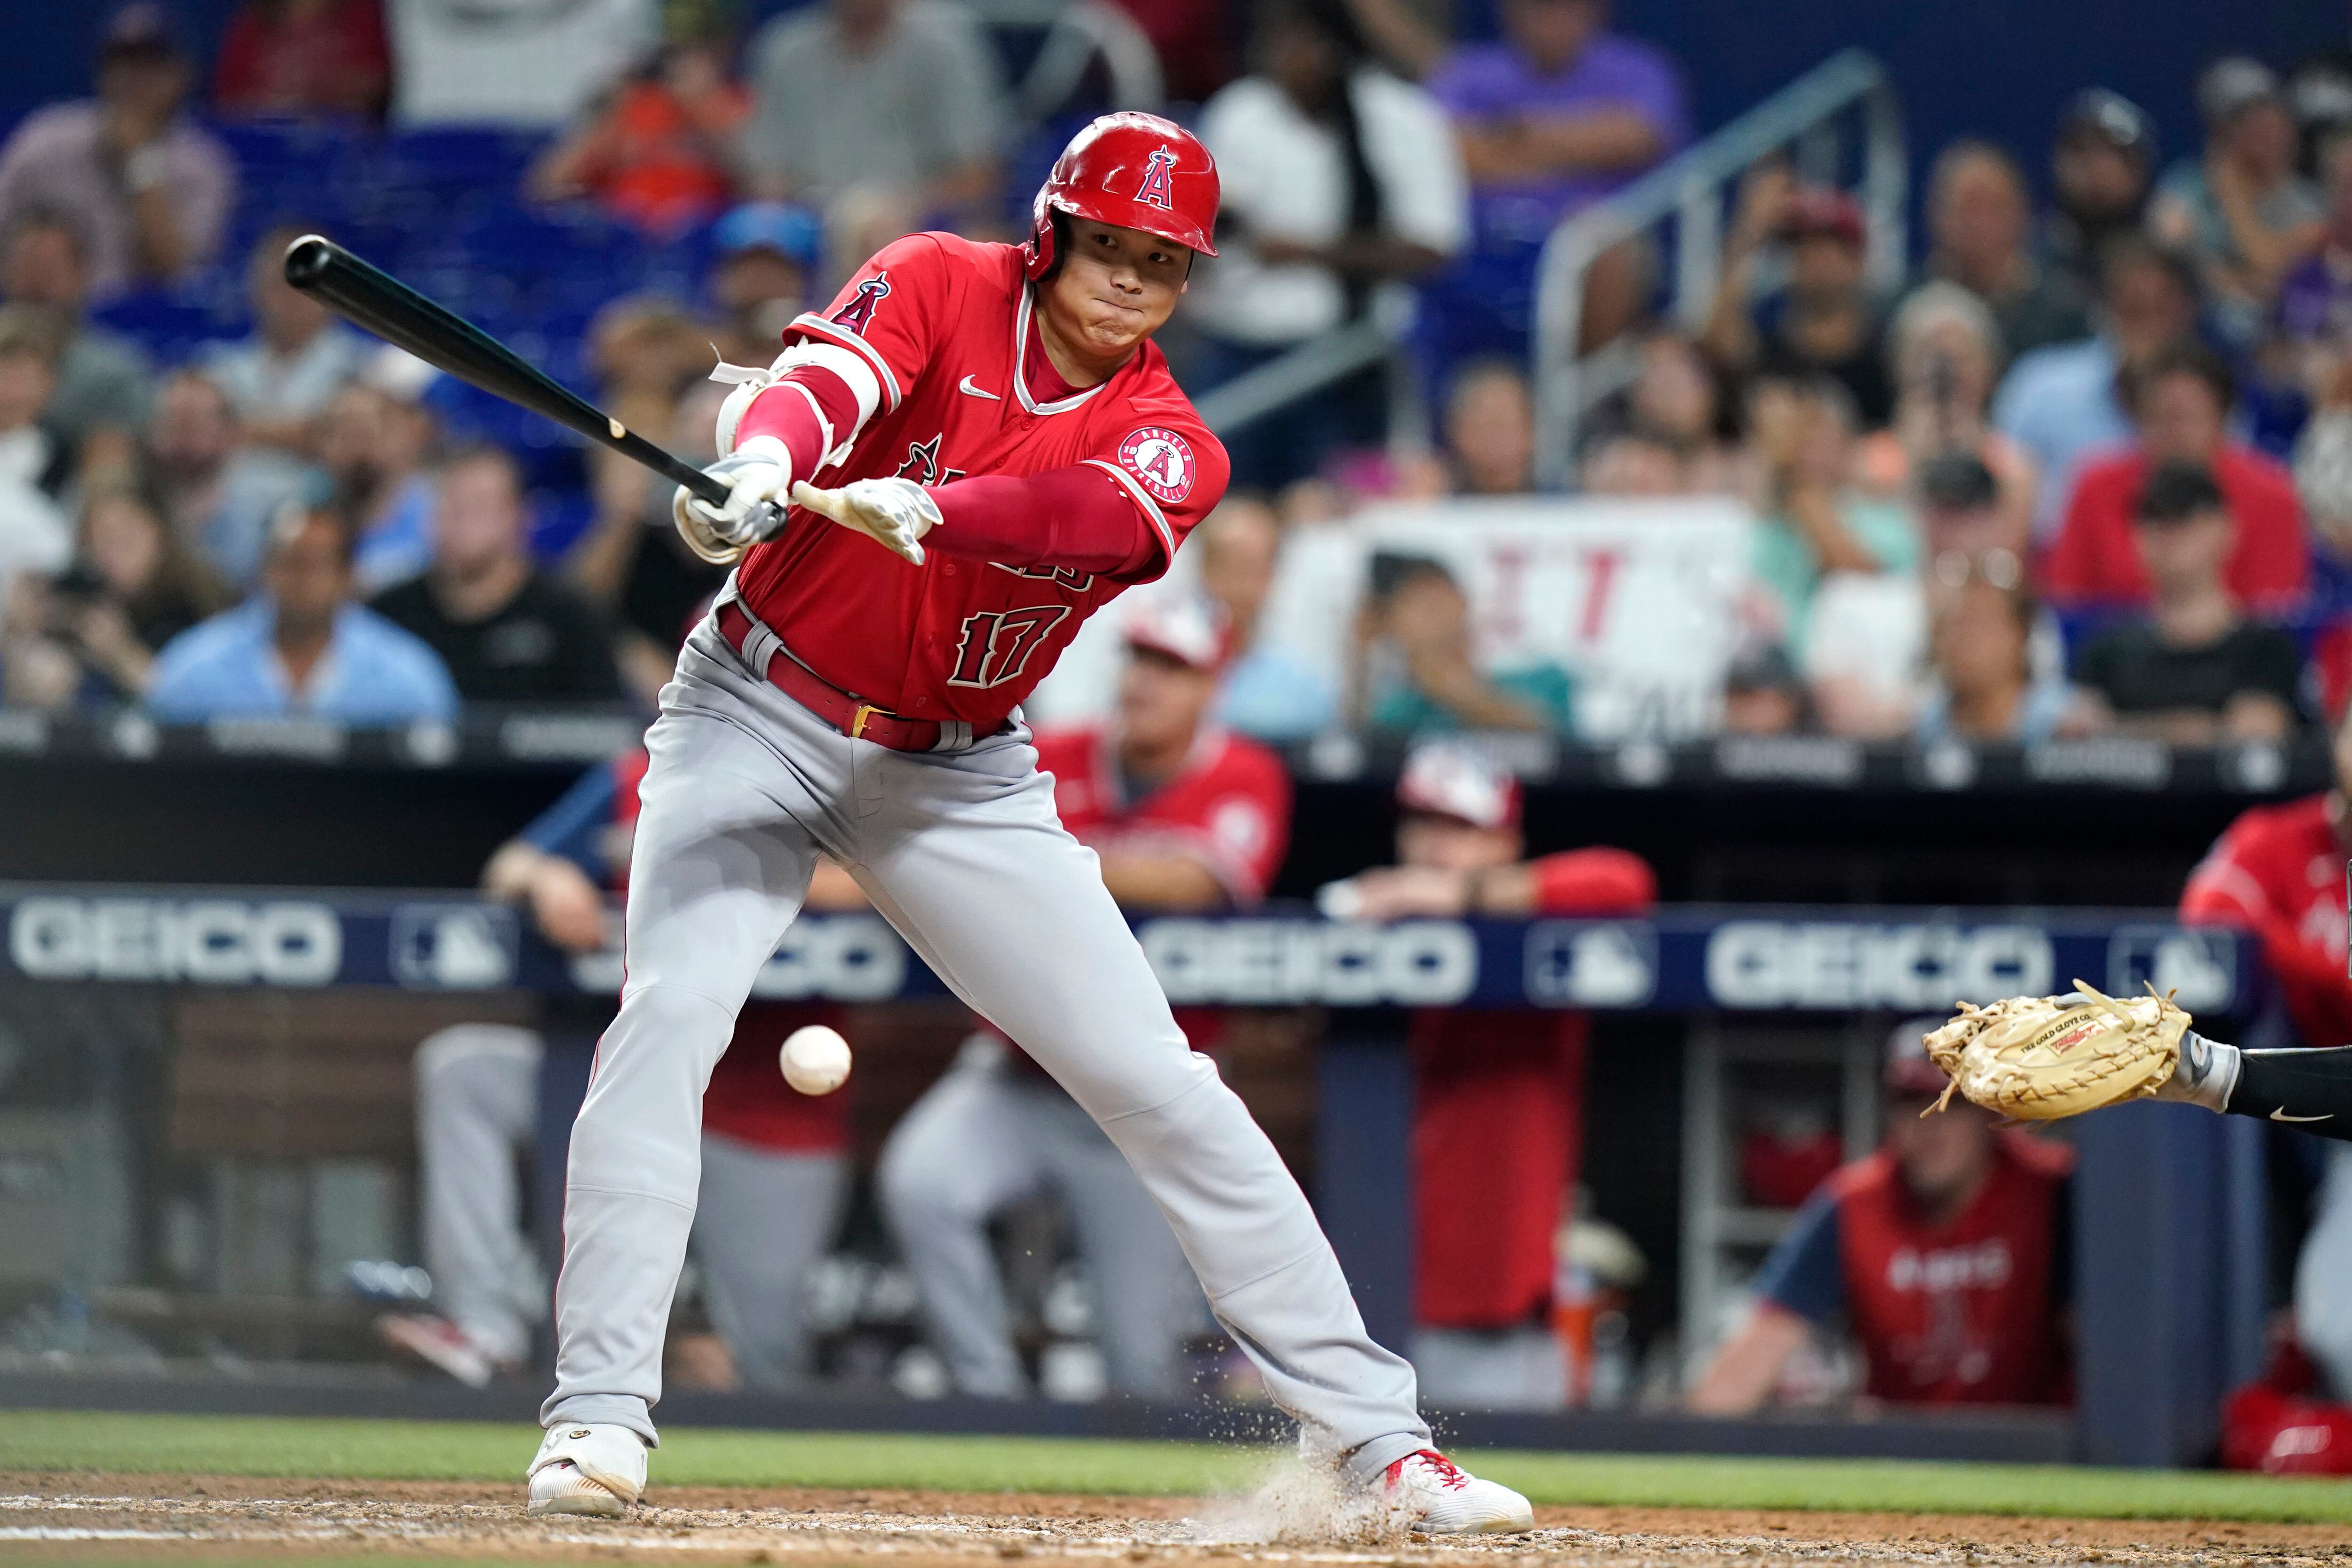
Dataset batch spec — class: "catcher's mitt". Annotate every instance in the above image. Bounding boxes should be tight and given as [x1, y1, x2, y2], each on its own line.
[1922, 979, 2190, 1120]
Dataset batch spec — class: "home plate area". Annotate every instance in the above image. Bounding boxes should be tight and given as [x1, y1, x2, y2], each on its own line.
[1, 1478, 2345, 1566]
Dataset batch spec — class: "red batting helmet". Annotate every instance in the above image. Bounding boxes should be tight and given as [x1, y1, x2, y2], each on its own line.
[1024, 111, 1219, 280]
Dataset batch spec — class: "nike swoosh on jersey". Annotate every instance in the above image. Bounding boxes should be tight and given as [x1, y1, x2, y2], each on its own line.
[2272, 1108, 2335, 1122]
[958, 375, 1001, 400]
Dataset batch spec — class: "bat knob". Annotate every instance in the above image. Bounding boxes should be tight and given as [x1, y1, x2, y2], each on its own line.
[283, 234, 338, 289]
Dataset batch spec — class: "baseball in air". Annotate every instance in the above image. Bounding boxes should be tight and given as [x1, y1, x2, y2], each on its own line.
[779, 1024, 852, 1095]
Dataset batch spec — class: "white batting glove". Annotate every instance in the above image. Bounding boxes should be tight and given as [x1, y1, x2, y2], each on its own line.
[790, 478, 940, 566]
[671, 436, 793, 565]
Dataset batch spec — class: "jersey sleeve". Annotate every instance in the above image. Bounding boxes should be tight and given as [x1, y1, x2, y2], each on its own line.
[2183, 815, 2352, 1047]
[1750, 1190, 1846, 1325]
[1529, 848, 1657, 915]
[926, 464, 1160, 574]
[1101, 741, 1293, 906]
[1195, 744, 1294, 904]
[1080, 403, 1232, 584]
[2179, 819, 2273, 928]
[779, 232, 957, 422]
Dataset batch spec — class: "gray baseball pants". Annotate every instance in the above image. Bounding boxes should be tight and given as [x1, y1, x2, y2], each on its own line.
[415, 1023, 845, 1384]
[541, 612, 1429, 1479]
[879, 1034, 1208, 1398]
[2298, 1141, 2352, 1401]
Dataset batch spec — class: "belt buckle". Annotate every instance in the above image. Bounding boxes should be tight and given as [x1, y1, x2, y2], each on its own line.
[850, 703, 878, 740]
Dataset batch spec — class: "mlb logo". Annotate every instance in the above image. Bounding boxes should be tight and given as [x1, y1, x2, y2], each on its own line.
[1523, 921, 1655, 1008]
[391, 905, 518, 989]
[2105, 925, 2236, 1014]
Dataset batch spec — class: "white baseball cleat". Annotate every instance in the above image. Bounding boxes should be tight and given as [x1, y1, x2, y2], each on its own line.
[1380, 1449, 1535, 1534]
[526, 1422, 647, 1518]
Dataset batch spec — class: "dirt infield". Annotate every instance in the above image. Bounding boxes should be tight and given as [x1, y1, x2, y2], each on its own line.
[2, 1473, 2348, 1565]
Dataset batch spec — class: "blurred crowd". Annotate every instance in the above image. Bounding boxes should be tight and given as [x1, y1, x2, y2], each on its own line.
[4, 2, 2352, 748]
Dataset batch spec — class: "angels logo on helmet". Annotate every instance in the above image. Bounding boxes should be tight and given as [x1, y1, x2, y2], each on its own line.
[1119, 426, 1196, 504]
[1135, 148, 1178, 210]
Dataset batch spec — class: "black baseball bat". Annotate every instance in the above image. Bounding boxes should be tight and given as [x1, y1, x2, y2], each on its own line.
[282, 234, 731, 509]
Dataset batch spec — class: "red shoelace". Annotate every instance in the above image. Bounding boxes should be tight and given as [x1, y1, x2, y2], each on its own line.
[1388, 1450, 1470, 1491]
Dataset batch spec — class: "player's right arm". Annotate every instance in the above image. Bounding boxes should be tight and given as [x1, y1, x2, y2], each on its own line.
[1688, 1191, 1845, 1415]
[672, 234, 953, 563]
[482, 759, 620, 952]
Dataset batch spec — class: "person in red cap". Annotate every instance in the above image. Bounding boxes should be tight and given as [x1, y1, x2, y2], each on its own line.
[1318, 745, 1653, 1406]
[879, 595, 1293, 1400]
[527, 114, 1533, 1531]
[1689, 1019, 2073, 1414]
[1702, 170, 1892, 425]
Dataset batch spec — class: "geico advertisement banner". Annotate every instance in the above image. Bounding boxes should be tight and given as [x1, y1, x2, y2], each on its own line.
[0, 890, 2256, 1014]
[8, 895, 344, 985]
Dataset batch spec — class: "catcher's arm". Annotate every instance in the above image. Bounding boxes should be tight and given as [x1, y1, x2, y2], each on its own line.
[1688, 1307, 1809, 1415]
[1926, 983, 2352, 1139]
[2188, 1039, 2352, 1139]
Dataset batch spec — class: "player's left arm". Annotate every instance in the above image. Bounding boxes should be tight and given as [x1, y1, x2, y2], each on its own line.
[1097, 752, 1292, 912]
[1324, 846, 1656, 922]
[482, 759, 620, 952]
[2168, 1035, 2352, 1139]
[797, 413, 1230, 576]
[1474, 847, 1659, 916]
[1689, 1190, 1844, 1415]
[1095, 851, 1228, 912]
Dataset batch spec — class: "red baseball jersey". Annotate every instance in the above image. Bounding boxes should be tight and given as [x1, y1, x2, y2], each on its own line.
[1832, 1132, 2073, 1405]
[1413, 848, 1656, 1329]
[734, 233, 1230, 729]
[1032, 723, 1293, 902]
[2181, 794, 2352, 1051]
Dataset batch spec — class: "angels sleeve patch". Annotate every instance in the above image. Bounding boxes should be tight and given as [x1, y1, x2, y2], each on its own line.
[1118, 427, 1197, 505]
[829, 272, 890, 335]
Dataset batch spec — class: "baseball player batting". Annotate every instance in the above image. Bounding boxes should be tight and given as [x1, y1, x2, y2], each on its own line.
[523, 112, 1533, 1534]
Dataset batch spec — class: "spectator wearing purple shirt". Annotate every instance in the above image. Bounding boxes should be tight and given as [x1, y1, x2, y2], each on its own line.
[0, 5, 236, 302]
[1419, 0, 1687, 366]
[2277, 138, 2352, 408]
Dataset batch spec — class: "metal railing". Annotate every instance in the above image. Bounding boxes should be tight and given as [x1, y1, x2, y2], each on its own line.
[1192, 318, 1391, 436]
[1185, 50, 1902, 462]
[1532, 48, 1905, 485]
[973, 0, 1166, 125]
